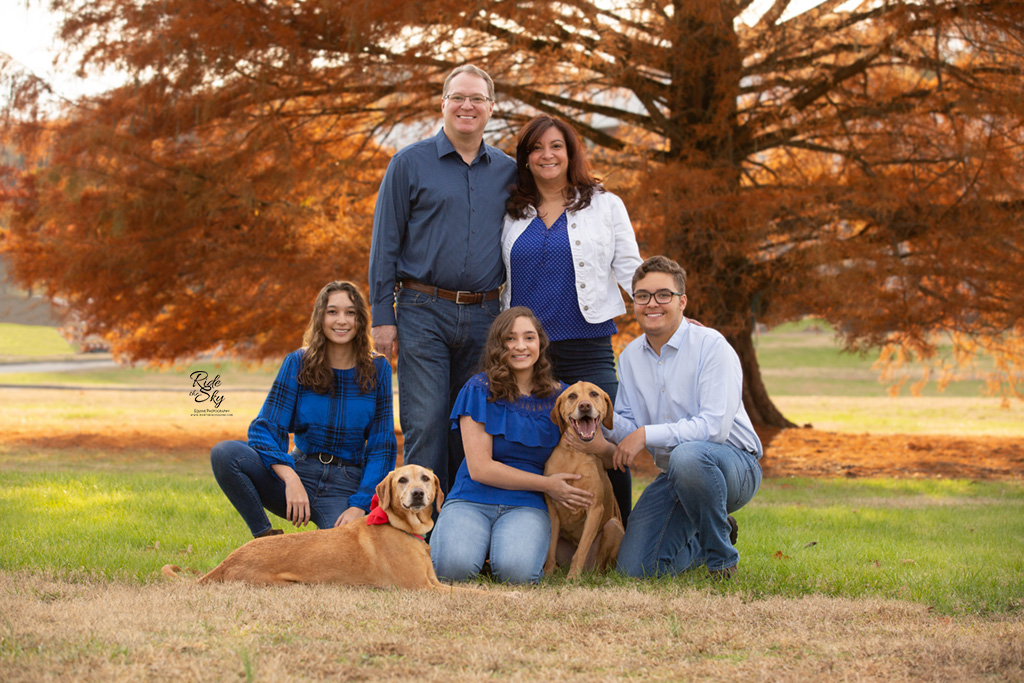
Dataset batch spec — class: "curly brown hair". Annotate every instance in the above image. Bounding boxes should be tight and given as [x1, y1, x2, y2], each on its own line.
[505, 115, 603, 220]
[298, 281, 378, 395]
[482, 307, 560, 403]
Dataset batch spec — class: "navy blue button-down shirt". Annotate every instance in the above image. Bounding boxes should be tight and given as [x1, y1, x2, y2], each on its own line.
[369, 128, 516, 325]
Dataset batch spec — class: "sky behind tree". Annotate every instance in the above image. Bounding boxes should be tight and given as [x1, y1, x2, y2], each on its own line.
[1, 0, 121, 100]
[0, 0, 834, 103]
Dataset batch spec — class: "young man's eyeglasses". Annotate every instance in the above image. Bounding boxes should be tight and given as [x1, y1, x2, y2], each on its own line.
[443, 94, 492, 105]
[633, 290, 684, 305]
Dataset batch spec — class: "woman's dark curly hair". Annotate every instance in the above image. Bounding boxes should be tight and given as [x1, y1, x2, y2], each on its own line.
[505, 114, 603, 220]
[298, 281, 377, 395]
[482, 307, 560, 403]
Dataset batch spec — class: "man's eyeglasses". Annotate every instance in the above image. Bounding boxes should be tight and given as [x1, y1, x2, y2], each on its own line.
[633, 289, 684, 305]
[443, 94, 492, 105]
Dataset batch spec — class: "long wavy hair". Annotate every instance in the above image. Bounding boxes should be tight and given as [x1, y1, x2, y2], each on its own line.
[298, 281, 377, 395]
[482, 307, 560, 403]
[505, 114, 603, 220]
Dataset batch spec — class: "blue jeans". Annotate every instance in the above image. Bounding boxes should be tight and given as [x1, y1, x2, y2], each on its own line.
[547, 336, 632, 527]
[210, 440, 362, 537]
[395, 288, 500, 493]
[430, 499, 551, 584]
[617, 440, 762, 577]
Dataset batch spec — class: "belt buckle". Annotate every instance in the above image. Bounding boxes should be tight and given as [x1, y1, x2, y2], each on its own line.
[454, 290, 475, 304]
[318, 453, 334, 465]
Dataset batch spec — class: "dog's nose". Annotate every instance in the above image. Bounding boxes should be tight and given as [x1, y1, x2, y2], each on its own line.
[579, 401, 592, 412]
[411, 488, 425, 502]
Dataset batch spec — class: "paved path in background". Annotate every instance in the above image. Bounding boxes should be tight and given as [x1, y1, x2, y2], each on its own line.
[0, 359, 118, 374]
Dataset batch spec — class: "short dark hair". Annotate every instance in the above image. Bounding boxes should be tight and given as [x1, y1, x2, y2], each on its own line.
[632, 255, 687, 294]
[443, 64, 495, 100]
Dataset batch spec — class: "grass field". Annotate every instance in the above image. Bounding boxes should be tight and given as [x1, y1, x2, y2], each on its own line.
[0, 321, 80, 358]
[2, 462, 1020, 616]
[1, 321, 1022, 680]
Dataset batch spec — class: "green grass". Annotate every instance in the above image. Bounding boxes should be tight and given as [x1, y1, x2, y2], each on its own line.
[2, 463, 1020, 615]
[0, 322, 79, 357]
[0, 468, 271, 580]
[737, 478, 1024, 614]
[3, 320, 1021, 618]
[755, 319, 1001, 398]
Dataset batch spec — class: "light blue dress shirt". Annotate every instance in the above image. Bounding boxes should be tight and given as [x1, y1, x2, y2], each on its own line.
[607, 320, 763, 473]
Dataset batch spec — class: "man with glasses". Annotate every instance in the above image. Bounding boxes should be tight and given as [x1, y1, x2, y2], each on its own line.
[369, 65, 516, 496]
[566, 255, 763, 579]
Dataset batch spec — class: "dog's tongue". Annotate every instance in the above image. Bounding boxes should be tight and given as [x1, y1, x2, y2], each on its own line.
[573, 416, 598, 441]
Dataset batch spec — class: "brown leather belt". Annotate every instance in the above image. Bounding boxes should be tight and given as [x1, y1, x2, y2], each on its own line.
[399, 279, 500, 305]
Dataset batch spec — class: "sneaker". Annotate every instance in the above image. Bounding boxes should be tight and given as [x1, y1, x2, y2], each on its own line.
[727, 515, 738, 546]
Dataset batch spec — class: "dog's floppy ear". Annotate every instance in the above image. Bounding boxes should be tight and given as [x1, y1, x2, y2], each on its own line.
[375, 471, 394, 512]
[601, 389, 615, 430]
[431, 471, 444, 513]
[550, 391, 568, 430]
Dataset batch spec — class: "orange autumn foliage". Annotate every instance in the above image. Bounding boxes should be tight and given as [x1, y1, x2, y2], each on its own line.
[2, 0, 1023, 427]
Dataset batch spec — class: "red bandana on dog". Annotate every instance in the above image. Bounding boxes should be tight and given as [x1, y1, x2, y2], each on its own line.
[365, 493, 425, 540]
[366, 493, 390, 526]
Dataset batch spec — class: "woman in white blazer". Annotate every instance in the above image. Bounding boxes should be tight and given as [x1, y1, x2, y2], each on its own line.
[501, 114, 643, 525]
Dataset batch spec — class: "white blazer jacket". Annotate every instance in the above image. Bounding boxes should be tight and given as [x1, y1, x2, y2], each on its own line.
[501, 190, 643, 323]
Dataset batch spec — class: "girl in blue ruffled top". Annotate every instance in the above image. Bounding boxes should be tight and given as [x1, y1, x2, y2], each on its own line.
[210, 281, 396, 538]
[430, 306, 595, 584]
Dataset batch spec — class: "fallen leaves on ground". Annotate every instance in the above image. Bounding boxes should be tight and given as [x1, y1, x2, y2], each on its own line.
[4, 418, 1023, 481]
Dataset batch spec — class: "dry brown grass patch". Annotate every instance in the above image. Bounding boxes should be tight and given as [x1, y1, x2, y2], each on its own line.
[2, 571, 1022, 681]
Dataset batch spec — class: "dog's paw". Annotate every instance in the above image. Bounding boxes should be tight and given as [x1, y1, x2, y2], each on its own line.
[161, 564, 183, 579]
[161, 564, 200, 580]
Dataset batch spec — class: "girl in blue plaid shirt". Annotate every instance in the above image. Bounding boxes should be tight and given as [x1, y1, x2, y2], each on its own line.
[210, 281, 397, 537]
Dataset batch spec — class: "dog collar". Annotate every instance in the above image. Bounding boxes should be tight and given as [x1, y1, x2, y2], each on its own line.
[365, 494, 425, 541]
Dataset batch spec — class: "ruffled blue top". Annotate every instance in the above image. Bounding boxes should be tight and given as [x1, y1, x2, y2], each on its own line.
[448, 372, 565, 510]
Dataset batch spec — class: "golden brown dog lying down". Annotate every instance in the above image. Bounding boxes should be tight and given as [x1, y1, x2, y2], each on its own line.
[163, 465, 481, 593]
[544, 381, 625, 579]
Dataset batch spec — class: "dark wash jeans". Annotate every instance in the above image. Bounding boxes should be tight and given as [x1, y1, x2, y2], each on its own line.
[210, 440, 361, 537]
[617, 441, 762, 576]
[395, 287, 500, 494]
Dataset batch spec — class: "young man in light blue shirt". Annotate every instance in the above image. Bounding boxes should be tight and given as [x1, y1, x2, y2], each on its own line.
[567, 255, 762, 579]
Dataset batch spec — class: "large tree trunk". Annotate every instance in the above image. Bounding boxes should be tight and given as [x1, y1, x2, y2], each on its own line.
[726, 324, 798, 430]
[659, 2, 796, 430]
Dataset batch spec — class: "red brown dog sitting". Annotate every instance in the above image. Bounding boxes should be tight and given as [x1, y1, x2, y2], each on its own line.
[543, 382, 625, 579]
